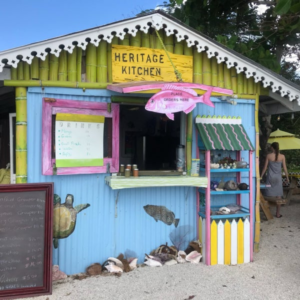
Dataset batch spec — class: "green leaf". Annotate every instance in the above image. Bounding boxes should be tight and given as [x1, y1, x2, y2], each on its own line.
[290, 3, 300, 13]
[174, 0, 183, 4]
[290, 19, 300, 30]
[274, 0, 292, 15]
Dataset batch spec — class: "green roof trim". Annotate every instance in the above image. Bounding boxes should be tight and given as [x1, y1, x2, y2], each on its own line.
[195, 116, 254, 151]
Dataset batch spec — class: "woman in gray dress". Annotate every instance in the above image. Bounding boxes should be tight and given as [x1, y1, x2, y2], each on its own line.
[261, 142, 289, 218]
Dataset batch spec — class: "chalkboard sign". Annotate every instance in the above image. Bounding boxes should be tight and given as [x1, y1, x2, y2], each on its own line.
[55, 113, 104, 168]
[0, 183, 53, 299]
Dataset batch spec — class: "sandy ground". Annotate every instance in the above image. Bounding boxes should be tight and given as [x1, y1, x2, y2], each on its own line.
[20, 195, 300, 300]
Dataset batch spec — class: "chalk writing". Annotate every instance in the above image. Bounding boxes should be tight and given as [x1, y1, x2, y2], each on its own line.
[0, 191, 46, 293]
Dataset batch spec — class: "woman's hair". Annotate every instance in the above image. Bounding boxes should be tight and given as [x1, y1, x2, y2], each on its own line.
[271, 142, 280, 161]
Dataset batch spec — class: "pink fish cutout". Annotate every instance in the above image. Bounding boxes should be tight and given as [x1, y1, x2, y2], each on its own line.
[145, 85, 215, 120]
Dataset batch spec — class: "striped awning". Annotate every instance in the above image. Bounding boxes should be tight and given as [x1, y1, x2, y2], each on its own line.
[195, 116, 254, 151]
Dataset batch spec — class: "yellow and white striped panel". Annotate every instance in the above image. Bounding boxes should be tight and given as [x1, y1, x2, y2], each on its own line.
[205, 218, 250, 266]
[211, 220, 218, 265]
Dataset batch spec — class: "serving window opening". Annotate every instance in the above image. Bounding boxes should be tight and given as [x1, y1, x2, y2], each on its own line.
[119, 104, 184, 172]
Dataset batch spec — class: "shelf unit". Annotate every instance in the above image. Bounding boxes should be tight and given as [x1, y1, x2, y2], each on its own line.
[199, 150, 254, 265]
[195, 115, 255, 266]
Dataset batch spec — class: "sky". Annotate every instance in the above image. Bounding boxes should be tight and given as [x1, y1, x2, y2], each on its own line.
[0, 0, 162, 51]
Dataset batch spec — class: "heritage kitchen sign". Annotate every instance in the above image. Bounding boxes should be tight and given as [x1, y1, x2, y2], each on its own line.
[112, 45, 193, 83]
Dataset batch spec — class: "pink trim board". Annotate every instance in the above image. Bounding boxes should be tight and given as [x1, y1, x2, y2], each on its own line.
[42, 98, 119, 175]
[107, 82, 233, 95]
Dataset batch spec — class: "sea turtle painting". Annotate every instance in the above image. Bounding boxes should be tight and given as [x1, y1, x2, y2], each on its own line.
[53, 194, 90, 248]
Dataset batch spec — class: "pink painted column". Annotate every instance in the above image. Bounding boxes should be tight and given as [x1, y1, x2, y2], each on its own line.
[205, 150, 211, 265]
[196, 133, 200, 240]
[236, 151, 241, 206]
[249, 150, 254, 261]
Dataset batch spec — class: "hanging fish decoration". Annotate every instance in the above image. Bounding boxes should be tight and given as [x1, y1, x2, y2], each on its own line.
[143, 205, 180, 227]
[145, 85, 215, 120]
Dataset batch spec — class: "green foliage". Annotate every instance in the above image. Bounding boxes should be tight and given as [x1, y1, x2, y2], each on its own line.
[274, 0, 292, 15]
[163, 0, 300, 80]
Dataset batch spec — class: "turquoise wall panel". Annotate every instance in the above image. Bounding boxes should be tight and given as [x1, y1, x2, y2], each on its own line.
[27, 87, 197, 275]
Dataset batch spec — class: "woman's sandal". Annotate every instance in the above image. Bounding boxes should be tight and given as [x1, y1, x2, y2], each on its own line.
[275, 215, 283, 218]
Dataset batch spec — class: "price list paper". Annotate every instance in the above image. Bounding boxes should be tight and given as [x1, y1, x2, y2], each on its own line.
[55, 113, 105, 168]
[0, 191, 45, 291]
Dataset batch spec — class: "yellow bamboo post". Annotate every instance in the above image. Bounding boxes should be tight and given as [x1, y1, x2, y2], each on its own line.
[23, 62, 30, 80]
[149, 32, 155, 49]
[154, 30, 164, 49]
[107, 36, 119, 83]
[202, 52, 211, 85]
[120, 33, 130, 46]
[87, 43, 97, 83]
[58, 50, 68, 81]
[254, 92, 261, 253]
[237, 73, 244, 94]
[68, 48, 77, 82]
[49, 54, 59, 81]
[253, 82, 257, 94]
[76, 47, 82, 82]
[193, 49, 203, 84]
[39, 55, 49, 80]
[183, 43, 192, 56]
[224, 66, 232, 90]
[211, 57, 218, 87]
[86, 44, 97, 82]
[231, 68, 237, 93]
[97, 41, 108, 83]
[17, 61, 24, 80]
[31, 57, 39, 80]
[174, 40, 184, 55]
[4, 80, 108, 89]
[11, 68, 17, 80]
[142, 32, 150, 48]
[248, 77, 254, 94]
[130, 31, 141, 47]
[15, 87, 27, 183]
[217, 62, 224, 88]
[243, 73, 248, 94]
[164, 34, 174, 53]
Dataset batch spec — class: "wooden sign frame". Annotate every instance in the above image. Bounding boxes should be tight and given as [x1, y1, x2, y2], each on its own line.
[0, 183, 53, 299]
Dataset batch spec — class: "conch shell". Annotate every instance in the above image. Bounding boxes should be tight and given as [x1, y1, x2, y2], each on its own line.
[104, 262, 123, 273]
[128, 258, 138, 270]
[108, 257, 124, 270]
[185, 251, 202, 264]
[177, 250, 187, 264]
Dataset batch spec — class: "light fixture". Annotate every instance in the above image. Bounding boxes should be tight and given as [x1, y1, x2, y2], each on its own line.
[277, 115, 281, 121]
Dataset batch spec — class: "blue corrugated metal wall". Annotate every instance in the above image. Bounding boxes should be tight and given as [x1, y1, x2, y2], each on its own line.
[27, 87, 197, 275]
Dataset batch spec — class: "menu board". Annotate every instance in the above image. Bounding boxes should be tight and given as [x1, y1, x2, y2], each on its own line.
[0, 183, 53, 299]
[55, 113, 105, 168]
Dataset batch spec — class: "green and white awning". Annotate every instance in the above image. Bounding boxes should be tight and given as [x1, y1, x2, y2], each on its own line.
[195, 115, 254, 151]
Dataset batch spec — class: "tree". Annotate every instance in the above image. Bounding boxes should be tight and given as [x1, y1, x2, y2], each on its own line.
[169, 0, 300, 77]
[168, 0, 300, 172]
